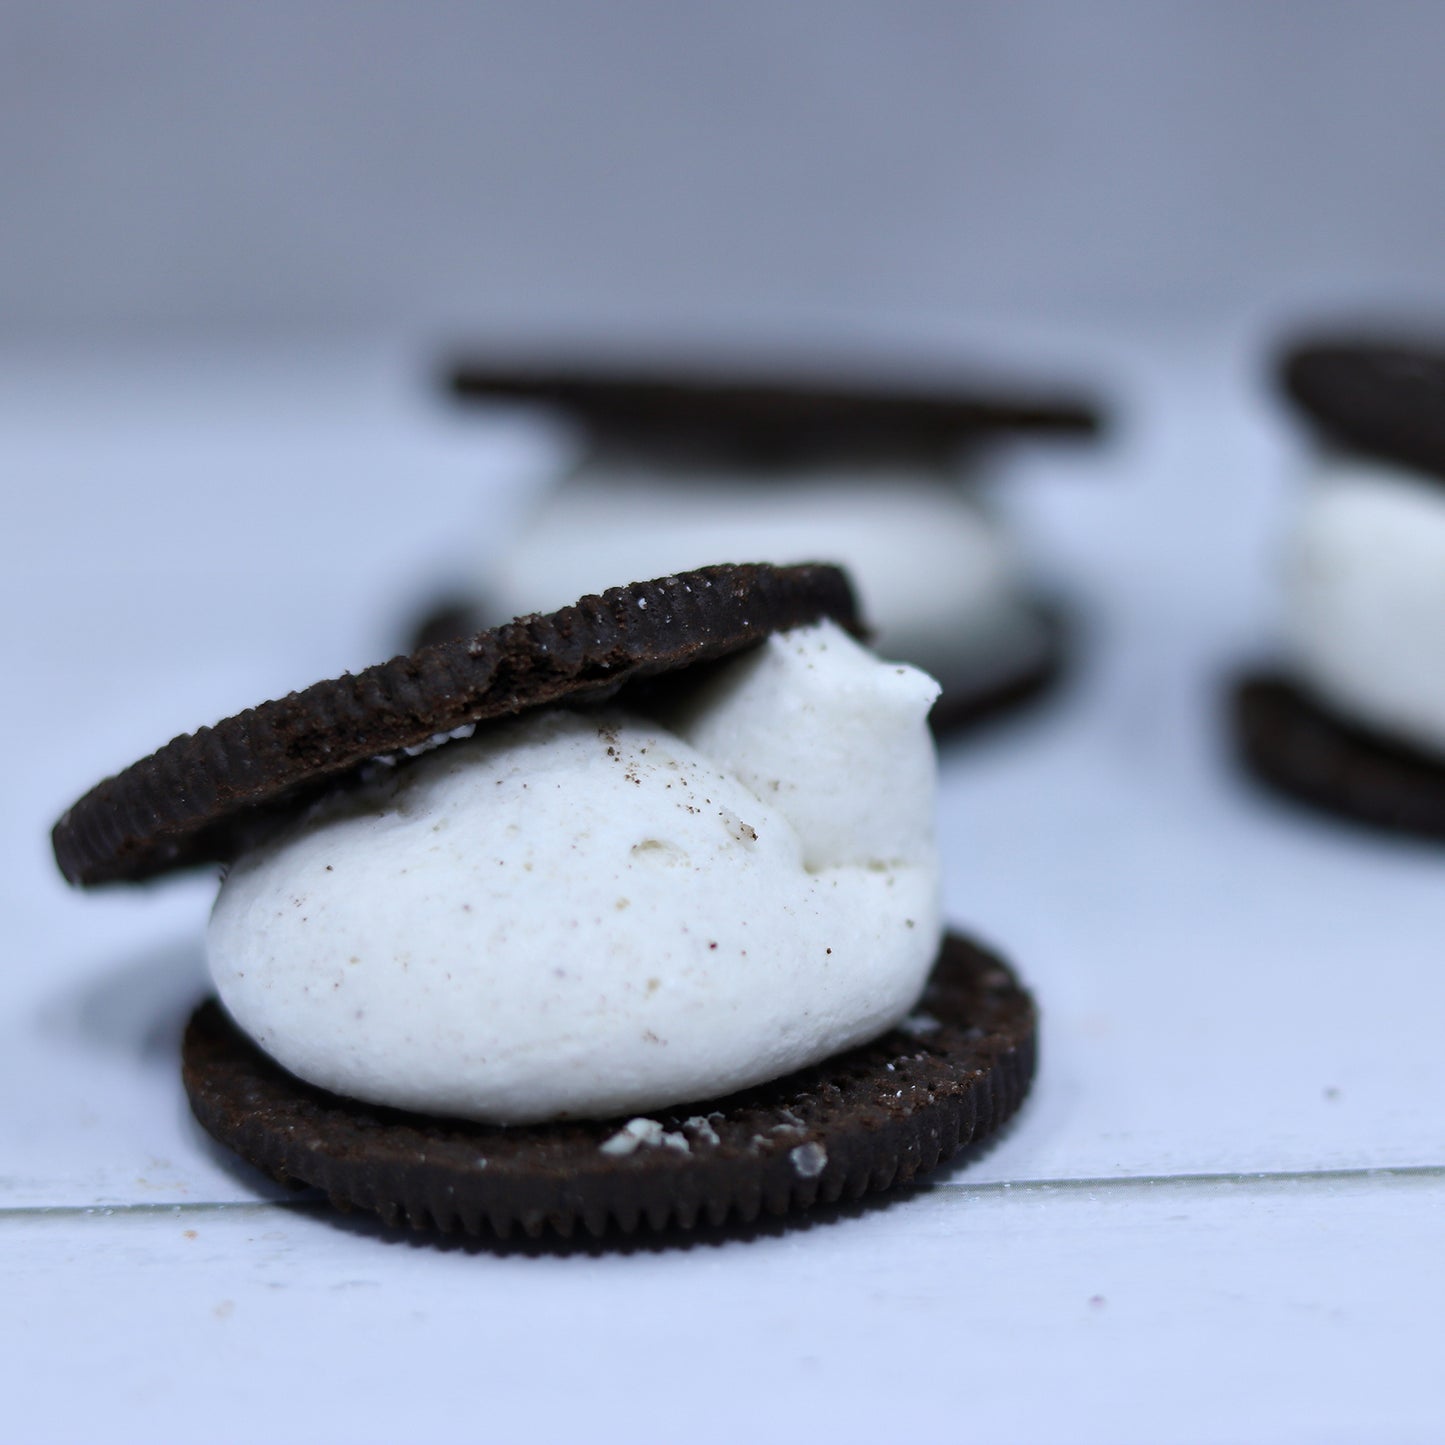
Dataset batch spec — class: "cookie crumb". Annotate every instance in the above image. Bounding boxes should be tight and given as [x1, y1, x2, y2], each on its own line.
[599, 1118, 664, 1156]
[683, 1115, 721, 1147]
[717, 806, 758, 844]
[598, 1116, 691, 1156]
[789, 1141, 828, 1178]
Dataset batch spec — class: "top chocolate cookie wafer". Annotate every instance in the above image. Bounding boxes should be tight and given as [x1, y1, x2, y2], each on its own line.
[1280, 335, 1445, 479]
[53, 563, 860, 888]
[446, 356, 1102, 464]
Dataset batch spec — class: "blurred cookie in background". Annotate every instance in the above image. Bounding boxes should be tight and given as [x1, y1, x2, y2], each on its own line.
[422, 353, 1105, 735]
[1233, 333, 1445, 837]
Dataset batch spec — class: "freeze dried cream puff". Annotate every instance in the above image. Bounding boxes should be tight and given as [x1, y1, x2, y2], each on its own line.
[56, 564, 1036, 1239]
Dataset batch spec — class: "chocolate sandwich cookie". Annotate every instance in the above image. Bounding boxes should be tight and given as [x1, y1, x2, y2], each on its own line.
[183, 932, 1036, 1240]
[448, 358, 1101, 465]
[57, 561, 1038, 1240]
[55, 563, 860, 887]
[432, 354, 1103, 736]
[1229, 332, 1445, 836]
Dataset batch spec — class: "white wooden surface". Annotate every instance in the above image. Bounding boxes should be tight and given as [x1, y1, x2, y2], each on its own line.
[3, 323, 1443, 1441]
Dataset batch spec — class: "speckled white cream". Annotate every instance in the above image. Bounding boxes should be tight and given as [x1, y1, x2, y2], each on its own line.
[1283, 453, 1445, 755]
[489, 465, 1042, 686]
[207, 620, 942, 1125]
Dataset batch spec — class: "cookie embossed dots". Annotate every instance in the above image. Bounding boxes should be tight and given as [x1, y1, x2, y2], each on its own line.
[55, 563, 1038, 1239]
[437, 356, 1104, 734]
[1233, 336, 1445, 837]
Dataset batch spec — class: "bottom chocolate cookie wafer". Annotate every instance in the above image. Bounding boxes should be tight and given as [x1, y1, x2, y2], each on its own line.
[1232, 671, 1445, 840]
[182, 933, 1036, 1241]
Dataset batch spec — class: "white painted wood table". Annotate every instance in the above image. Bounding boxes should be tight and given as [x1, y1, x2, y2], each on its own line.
[3, 324, 1441, 1443]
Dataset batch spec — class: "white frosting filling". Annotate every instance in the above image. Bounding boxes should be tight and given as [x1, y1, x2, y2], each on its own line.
[488, 464, 1042, 687]
[208, 620, 942, 1125]
[1283, 453, 1445, 754]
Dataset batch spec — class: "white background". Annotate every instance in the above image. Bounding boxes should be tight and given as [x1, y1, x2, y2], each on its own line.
[3, 6, 1445, 1441]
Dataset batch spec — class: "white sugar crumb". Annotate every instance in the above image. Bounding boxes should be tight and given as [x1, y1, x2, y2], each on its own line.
[598, 1117, 689, 1156]
[899, 1011, 942, 1037]
[789, 1141, 828, 1178]
[770, 1109, 806, 1138]
[717, 806, 758, 844]
[599, 1117, 664, 1156]
[403, 723, 478, 759]
[375, 721, 479, 766]
[684, 1115, 721, 1147]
